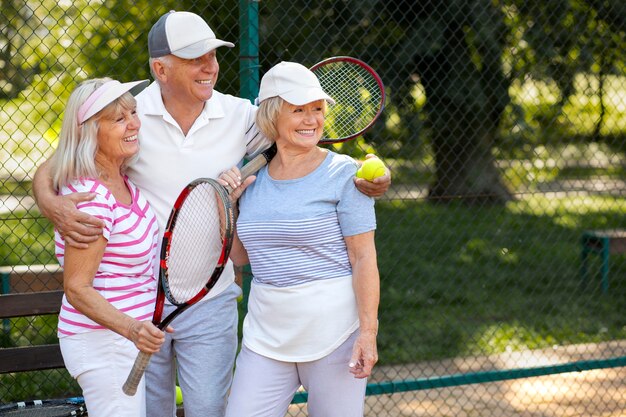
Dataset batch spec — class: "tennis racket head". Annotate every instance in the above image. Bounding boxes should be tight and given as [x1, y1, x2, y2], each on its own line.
[160, 178, 234, 309]
[123, 178, 234, 397]
[0, 398, 87, 417]
[310, 56, 385, 144]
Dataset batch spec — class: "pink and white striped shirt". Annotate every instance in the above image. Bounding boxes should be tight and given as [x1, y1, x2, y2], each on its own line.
[55, 177, 159, 337]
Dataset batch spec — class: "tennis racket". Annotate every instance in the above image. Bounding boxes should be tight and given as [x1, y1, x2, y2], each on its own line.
[245, 56, 385, 173]
[312, 56, 385, 144]
[0, 397, 86, 417]
[122, 178, 235, 396]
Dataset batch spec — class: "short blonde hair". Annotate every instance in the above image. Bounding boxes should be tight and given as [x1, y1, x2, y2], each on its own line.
[255, 97, 283, 141]
[256, 97, 327, 141]
[50, 78, 138, 189]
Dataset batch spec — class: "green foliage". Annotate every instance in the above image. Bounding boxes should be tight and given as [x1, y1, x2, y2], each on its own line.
[0, 212, 55, 266]
[0, 180, 31, 196]
[1, 0, 245, 153]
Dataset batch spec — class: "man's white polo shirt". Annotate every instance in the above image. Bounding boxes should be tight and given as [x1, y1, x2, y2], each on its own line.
[127, 81, 270, 300]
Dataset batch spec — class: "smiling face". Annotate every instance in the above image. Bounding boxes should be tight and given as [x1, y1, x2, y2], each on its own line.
[95, 99, 141, 170]
[160, 50, 219, 106]
[275, 100, 325, 151]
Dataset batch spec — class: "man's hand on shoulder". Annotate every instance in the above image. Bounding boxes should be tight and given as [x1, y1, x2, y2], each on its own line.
[32, 159, 104, 248]
[354, 154, 391, 198]
[46, 193, 104, 249]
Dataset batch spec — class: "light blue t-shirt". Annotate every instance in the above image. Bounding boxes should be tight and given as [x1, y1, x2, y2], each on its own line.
[237, 150, 376, 287]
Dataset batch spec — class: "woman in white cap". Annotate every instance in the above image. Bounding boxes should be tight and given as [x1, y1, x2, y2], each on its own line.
[48, 78, 169, 417]
[221, 62, 379, 417]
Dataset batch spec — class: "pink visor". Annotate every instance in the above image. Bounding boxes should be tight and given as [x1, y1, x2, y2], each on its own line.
[77, 79, 149, 124]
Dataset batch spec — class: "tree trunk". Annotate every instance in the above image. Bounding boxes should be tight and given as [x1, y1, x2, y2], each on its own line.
[418, 14, 513, 205]
[592, 50, 607, 142]
[428, 123, 512, 205]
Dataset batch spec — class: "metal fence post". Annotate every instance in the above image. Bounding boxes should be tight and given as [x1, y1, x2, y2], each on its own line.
[238, 0, 260, 314]
[239, 0, 260, 103]
[1, 270, 10, 335]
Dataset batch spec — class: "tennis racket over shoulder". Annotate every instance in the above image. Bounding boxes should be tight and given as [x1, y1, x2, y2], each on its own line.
[246, 56, 386, 170]
[312, 56, 385, 144]
[0, 397, 86, 417]
[122, 178, 234, 396]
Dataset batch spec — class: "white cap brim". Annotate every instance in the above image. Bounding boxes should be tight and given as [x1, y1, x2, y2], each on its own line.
[172, 39, 235, 59]
[256, 61, 336, 106]
[279, 88, 336, 106]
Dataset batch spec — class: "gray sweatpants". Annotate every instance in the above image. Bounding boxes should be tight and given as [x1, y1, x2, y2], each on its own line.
[145, 283, 241, 417]
[225, 331, 367, 417]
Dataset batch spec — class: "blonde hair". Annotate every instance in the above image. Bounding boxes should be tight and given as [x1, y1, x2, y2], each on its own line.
[255, 97, 328, 141]
[49, 78, 138, 189]
[255, 97, 284, 141]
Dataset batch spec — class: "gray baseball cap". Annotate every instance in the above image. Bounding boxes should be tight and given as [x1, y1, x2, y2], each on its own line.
[148, 11, 234, 59]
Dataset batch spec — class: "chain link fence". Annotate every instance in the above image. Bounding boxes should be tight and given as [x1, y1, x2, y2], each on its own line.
[2, 0, 626, 415]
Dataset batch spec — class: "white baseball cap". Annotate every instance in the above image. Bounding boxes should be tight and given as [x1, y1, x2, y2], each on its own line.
[148, 11, 234, 59]
[257, 62, 336, 106]
[77, 79, 149, 124]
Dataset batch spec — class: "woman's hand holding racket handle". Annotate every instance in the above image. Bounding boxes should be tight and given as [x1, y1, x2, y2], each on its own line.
[128, 320, 170, 354]
[123, 318, 172, 395]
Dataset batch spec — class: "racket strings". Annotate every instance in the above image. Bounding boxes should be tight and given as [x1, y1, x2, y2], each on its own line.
[314, 62, 383, 141]
[165, 182, 227, 304]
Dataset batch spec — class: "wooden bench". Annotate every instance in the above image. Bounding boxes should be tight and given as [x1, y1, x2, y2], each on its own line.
[581, 229, 626, 293]
[0, 265, 185, 416]
[0, 264, 65, 373]
[0, 290, 65, 373]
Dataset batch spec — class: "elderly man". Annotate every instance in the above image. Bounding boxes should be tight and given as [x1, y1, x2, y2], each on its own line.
[33, 10, 391, 417]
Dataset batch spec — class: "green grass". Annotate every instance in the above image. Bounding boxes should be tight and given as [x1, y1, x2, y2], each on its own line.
[375, 195, 626, 364]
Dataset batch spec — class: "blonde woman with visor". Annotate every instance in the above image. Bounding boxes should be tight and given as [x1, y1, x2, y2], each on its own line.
[221, 62, 380, 417]
[48, 78, 169, 417]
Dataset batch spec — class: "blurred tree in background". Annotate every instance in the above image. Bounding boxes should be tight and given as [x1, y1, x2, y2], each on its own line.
[0, 0, 41, 100]
[258, 0, 625, 203]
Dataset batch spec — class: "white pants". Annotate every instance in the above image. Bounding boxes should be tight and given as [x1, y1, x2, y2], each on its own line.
[59, 330, 146, 417]
[225, 331, 367, 417]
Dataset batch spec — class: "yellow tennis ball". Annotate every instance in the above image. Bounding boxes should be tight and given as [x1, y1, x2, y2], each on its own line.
[356, 158, 386, 181]
[176, 386, 183, 405]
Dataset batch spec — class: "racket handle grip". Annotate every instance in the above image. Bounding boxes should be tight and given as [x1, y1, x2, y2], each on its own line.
[240, 144, 277, 180]
[122, 351, 152, 396]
